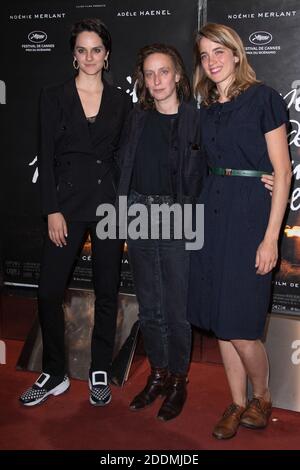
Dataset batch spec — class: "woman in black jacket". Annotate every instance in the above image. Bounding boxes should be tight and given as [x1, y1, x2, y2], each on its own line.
[19, 18, 131, 407]
[116, 44, 205, 421]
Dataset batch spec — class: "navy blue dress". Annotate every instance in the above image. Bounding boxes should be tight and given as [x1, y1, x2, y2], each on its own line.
[187, 84, 288, 339]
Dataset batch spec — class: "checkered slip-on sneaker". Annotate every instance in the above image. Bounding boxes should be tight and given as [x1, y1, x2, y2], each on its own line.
[19, 373, 70, 406]
[89, 370, 112, 406]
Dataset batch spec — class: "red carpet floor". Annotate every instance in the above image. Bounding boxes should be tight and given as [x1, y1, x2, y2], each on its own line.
[0, 340, 299, 451]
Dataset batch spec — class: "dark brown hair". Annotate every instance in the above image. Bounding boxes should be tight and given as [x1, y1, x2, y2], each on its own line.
[69, 18, 111, 54]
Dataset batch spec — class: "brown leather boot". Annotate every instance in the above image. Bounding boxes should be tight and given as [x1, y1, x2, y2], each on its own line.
[240, 396, 272, 429]
[157, 373, 188, 422]
[129, 367, 168, 411]
[212, 403, 246, 439]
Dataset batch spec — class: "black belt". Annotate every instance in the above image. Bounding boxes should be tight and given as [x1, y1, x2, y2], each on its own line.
[129, 190, 175, 205]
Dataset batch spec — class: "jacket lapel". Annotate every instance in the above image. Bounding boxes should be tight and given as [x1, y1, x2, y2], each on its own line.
[90, 80, 114, 148]
[126, 107, 148, 165]
[61, 77, 94, 153]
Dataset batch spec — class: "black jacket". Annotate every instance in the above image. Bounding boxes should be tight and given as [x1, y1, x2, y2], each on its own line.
[116, 101, 206, 203]
[38, 77, 131, 220]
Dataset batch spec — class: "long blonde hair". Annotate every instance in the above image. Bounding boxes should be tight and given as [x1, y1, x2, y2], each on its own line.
[194, 23, 259, 106]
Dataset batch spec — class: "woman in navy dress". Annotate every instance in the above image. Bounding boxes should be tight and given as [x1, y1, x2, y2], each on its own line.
[188, 23, 291, 439]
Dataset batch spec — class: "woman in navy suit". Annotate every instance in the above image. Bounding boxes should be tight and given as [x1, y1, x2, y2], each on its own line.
[20, 18, 131, 407]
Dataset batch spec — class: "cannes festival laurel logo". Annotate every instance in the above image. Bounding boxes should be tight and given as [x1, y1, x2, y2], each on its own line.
[249, 31, 272, 46]
[28, 31, 47, 43]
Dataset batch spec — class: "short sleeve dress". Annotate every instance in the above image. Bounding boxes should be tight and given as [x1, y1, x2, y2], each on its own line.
[187, 83, 288, 340]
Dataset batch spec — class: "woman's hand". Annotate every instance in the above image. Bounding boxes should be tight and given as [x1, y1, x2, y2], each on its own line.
[255, 238, 278, 275]
[48, 212, 68, 247]
[261, 172, 274, 196]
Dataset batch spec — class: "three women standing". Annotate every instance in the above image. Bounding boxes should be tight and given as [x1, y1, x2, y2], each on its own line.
[19, 18, 289, 442]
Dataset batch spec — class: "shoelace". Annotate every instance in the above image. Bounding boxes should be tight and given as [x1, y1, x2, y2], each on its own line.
[249, 397, 270, 413]
[251, 398, 262, 409]
[223, 403, 242, 418]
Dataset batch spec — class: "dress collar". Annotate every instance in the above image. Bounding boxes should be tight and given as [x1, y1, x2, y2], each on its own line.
[205, 83, 263, 114]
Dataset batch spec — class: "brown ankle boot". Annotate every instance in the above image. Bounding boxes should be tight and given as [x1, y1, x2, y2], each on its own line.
[212, 403, 246, 440]
[157, 373, 188, 422]
[129, 367, 168, 411]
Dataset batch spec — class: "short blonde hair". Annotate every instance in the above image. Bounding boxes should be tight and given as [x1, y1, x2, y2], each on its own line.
[194, 23, 259, 106]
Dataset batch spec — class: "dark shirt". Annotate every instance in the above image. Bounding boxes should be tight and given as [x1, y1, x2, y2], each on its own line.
[131, 109, 177, 195]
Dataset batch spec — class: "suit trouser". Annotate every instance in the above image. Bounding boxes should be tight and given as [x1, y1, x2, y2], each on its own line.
[38, 220, 124, 376]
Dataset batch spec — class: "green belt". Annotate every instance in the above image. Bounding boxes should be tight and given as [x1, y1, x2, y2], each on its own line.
[210, 167, 271, 177]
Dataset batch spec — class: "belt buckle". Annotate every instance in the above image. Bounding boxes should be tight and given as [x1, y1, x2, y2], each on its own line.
[225, 168, 232, 176]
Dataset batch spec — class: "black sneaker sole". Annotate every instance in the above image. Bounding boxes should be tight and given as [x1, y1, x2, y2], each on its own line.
[89, 394, 112, 407]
